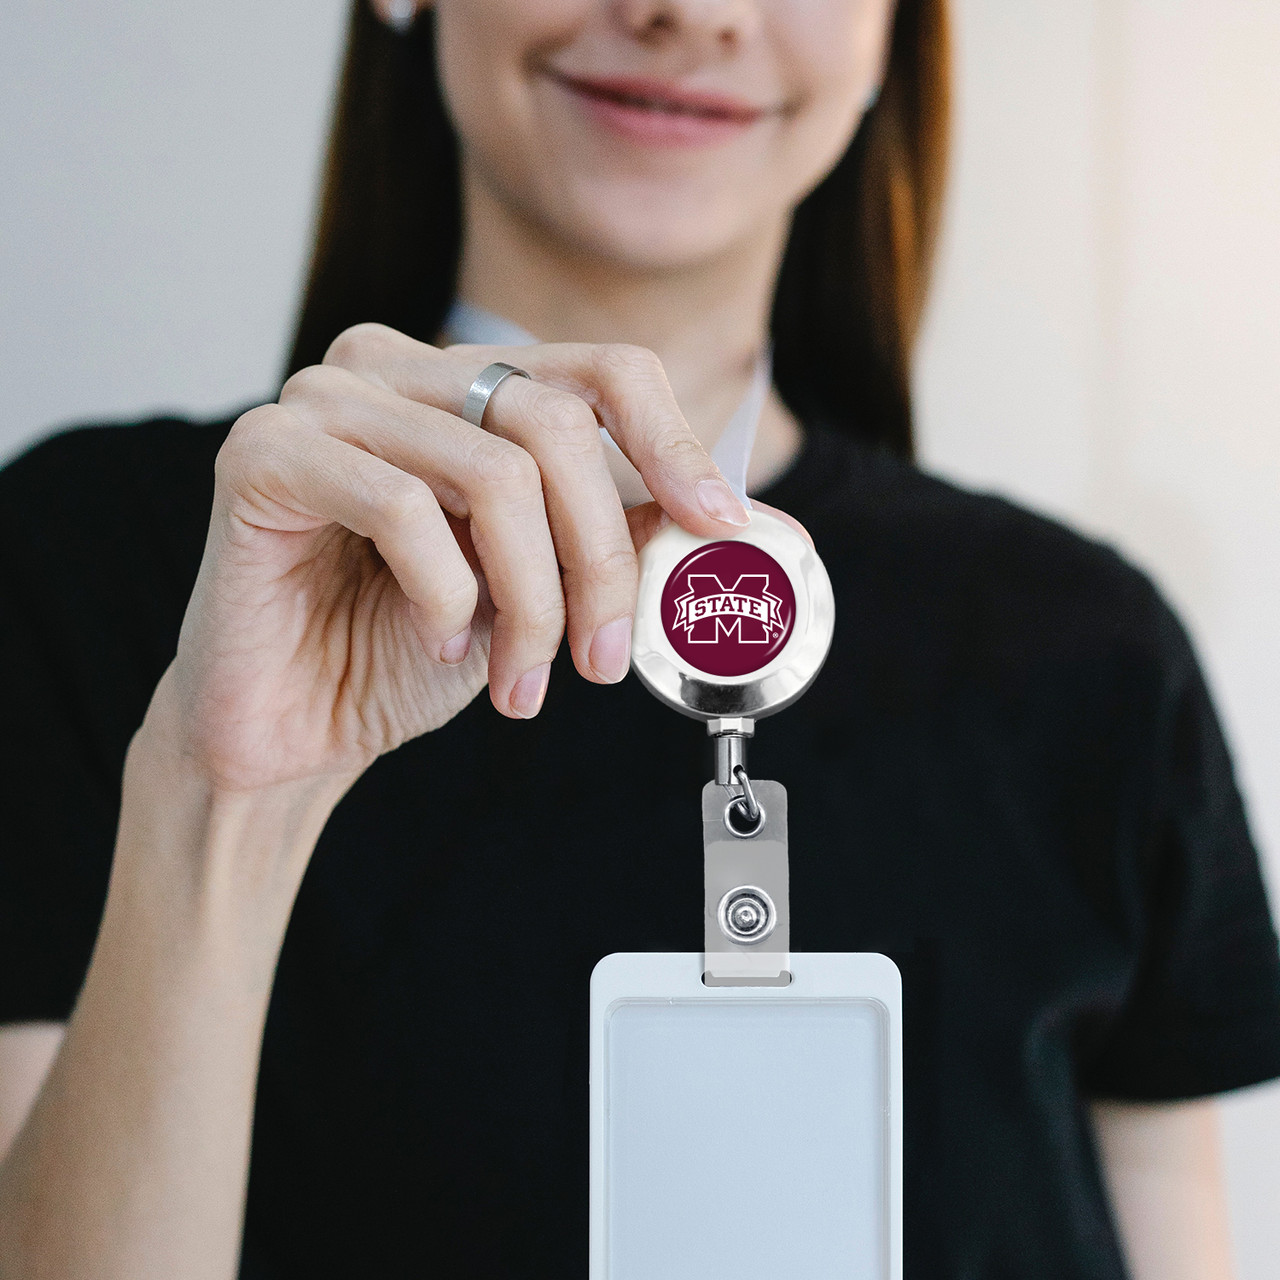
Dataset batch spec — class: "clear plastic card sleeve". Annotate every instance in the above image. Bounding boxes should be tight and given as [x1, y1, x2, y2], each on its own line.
[589, 951, 902, 1279]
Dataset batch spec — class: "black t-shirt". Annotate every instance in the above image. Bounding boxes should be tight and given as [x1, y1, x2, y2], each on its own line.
[2, 409, 1279, 1279]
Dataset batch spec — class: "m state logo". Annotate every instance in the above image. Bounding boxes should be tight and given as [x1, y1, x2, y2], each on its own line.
[660, 540, 797, 677]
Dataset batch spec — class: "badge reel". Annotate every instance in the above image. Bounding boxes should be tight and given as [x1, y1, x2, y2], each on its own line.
[589, 510, 903, 1280]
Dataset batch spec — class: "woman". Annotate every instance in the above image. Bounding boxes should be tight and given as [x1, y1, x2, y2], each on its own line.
[0, 0, 1277, 1276]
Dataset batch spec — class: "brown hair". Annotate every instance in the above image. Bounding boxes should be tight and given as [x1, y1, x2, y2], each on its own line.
[286, 0, 950, 460]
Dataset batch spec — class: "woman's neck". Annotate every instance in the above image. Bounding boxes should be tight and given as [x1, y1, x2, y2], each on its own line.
[435, 162, 804, 503]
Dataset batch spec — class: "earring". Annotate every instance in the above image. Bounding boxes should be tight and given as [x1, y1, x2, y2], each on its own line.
[384, 0, 416, 33]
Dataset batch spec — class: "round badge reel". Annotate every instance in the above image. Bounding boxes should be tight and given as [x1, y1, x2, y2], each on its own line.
[630, 508, 835, 728]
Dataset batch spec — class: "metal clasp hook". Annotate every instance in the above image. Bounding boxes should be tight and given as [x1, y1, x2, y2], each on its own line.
[730, 764, 760, 824]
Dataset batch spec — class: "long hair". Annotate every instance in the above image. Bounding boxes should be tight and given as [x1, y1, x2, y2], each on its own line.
[286, 1, 950, 460]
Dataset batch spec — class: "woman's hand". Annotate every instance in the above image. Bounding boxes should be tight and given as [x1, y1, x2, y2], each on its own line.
[149, 322, 771, 796]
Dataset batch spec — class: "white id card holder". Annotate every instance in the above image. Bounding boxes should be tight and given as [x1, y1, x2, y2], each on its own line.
[590, 952, 902, 1280]
[590, 510, 903, 1278]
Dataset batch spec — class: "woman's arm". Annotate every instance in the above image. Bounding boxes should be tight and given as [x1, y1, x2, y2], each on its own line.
[0, 687, 350, 1280]
[1089, 1096, 1236, 1280]
[0, 329, 750, 1277]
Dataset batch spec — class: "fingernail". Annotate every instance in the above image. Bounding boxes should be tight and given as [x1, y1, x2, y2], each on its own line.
[696, 478, 750, 526]
[589, 616, 632, 683]
[510, 662, 551, 718]
[440, 625, 472, 665]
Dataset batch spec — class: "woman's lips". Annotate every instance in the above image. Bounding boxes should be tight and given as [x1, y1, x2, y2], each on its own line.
[549, 72, 769, 147]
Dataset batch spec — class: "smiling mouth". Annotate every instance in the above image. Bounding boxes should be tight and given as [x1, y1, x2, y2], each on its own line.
[552, 74, 766, 123]
[586, 88, 730, 119]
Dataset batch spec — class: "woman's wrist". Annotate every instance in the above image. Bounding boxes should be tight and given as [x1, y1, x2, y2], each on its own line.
[116, 672, 358, 977]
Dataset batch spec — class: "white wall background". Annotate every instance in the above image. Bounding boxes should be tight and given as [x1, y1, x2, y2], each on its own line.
[2, 0, 1277, 1271]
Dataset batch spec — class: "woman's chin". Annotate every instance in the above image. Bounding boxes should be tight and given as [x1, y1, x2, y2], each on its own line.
[544, 190, 751, 269]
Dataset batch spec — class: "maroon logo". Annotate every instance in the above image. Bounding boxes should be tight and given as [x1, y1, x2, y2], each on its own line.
[660, 541, 796, 677]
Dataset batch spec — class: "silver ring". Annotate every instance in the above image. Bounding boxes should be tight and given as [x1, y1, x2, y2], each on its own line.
[462, 361, 531, 429]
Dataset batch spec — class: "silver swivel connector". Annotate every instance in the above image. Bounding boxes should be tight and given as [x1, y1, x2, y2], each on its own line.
[707, 717, 762, 836]
[709, 716, 753, 787]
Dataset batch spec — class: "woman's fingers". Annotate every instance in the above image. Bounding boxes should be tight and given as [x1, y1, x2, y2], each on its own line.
[538, 341, 755, 533]
[214, 404, 479, 666]
[285, 360, 635, 691]
[274, 371, 567, 718]
[320, 323, 756, 692]
[451, 376, 639, 686]
[323, 323, 753, 535]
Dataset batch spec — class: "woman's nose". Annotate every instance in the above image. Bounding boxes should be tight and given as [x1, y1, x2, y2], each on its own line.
[613, 0, 762, 55]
